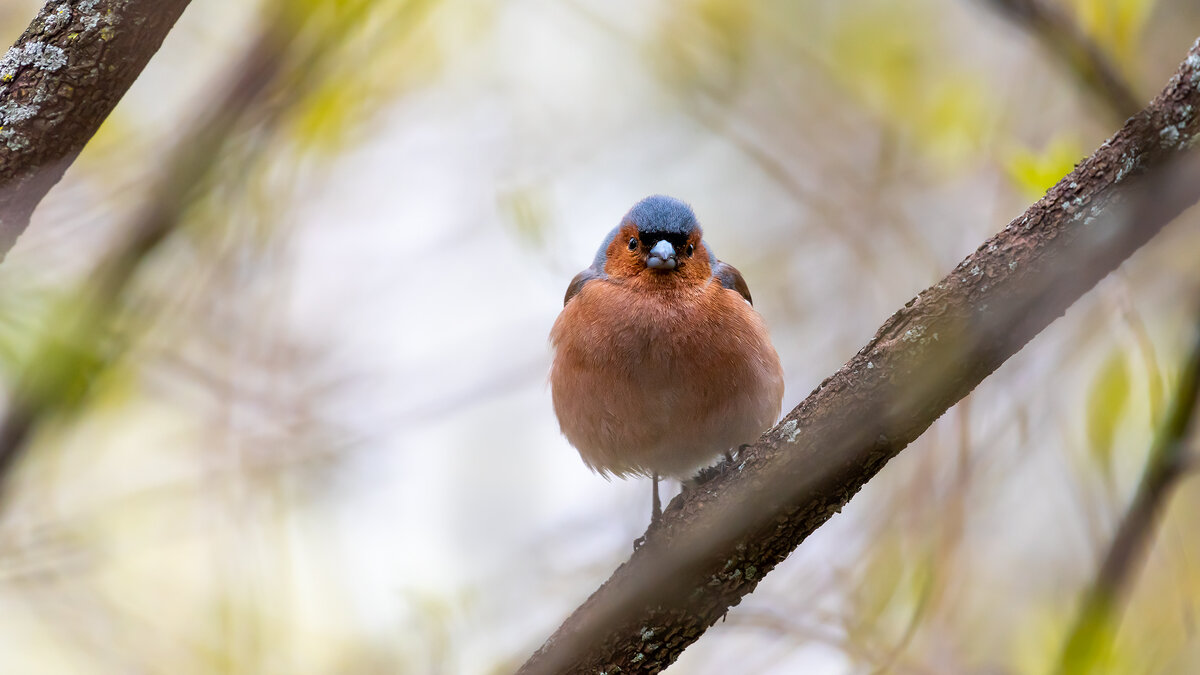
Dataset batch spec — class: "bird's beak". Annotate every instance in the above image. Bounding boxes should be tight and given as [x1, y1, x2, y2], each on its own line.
[646, 239, 677, 270]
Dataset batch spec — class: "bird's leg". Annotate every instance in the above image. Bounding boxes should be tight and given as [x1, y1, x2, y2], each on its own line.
[651, 473, 662, 523]
[724, 449, 734, 464]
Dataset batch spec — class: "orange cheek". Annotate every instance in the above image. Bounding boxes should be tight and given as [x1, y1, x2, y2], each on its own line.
[679, 254, 711, 284]
[604, 250, 643, 278]
[602, 228, 644, 278]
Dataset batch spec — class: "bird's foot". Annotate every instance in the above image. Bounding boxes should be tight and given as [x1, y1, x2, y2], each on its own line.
[651, 473, 662, 523]
[692, 463, 722, 485]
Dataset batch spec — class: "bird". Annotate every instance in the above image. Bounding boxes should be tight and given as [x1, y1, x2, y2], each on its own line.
[549, 195, 785, 522]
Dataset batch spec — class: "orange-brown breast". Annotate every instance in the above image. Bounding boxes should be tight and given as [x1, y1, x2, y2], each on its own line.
[549, 273, 784, 478]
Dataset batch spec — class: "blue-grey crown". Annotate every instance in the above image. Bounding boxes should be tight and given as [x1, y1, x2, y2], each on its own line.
[588, 195, 705, 270]
[623, 195, 698, 239]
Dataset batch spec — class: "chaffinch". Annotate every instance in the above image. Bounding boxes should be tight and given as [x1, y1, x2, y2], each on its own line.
[549, 195, 785, 520]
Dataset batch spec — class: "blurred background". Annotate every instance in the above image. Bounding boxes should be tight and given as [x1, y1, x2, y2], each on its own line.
[1, 0, 1199, 672]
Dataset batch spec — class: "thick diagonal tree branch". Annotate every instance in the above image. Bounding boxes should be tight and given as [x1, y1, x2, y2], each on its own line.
[519, 38, 1200, 674]
[0, 0, 192, 259]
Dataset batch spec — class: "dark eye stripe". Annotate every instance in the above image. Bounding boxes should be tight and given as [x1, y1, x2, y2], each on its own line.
[636, 230, 690, 248]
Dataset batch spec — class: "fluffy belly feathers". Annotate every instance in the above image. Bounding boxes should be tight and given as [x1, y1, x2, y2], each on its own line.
[550, 279, 784, 478]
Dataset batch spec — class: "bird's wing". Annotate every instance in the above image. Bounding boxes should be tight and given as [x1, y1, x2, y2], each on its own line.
[564, 266, 605, 305]
[564, 225, 622, 306]
[712, 260, 753, 305]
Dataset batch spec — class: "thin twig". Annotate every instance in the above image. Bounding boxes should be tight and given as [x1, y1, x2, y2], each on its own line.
[1055, 310, 1200, 674]
[980, 0, 1142, 122]
[0, 0, 440, 502]
[1111, 275, 1165, 423]
[0, 16, 293, 501]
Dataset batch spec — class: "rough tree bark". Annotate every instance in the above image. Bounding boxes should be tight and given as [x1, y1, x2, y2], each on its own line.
[0, 0, 192, 259]
[519, 38, 1200, 675]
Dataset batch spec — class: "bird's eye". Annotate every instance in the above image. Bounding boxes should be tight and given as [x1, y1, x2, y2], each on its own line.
[686, 244, 695, 257]
[628, 237, 638, 251]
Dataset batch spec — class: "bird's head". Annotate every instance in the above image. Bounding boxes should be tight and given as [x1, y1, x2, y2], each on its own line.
[600, 195, 712, 285]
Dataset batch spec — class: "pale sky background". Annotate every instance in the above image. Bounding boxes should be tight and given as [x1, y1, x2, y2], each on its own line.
[2, 0, 1199, 673]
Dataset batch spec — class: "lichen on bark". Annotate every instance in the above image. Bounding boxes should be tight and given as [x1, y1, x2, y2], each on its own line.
[0, 0, 192, 259]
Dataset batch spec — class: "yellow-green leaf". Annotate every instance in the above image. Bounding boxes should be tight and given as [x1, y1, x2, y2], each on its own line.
[651, 0, 753, 99]
[1065, 0, 1159, 68]
[824, 3, 998, 166]
[1003, 136, 1084, 200]
[1085, 349, 1132, 475]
